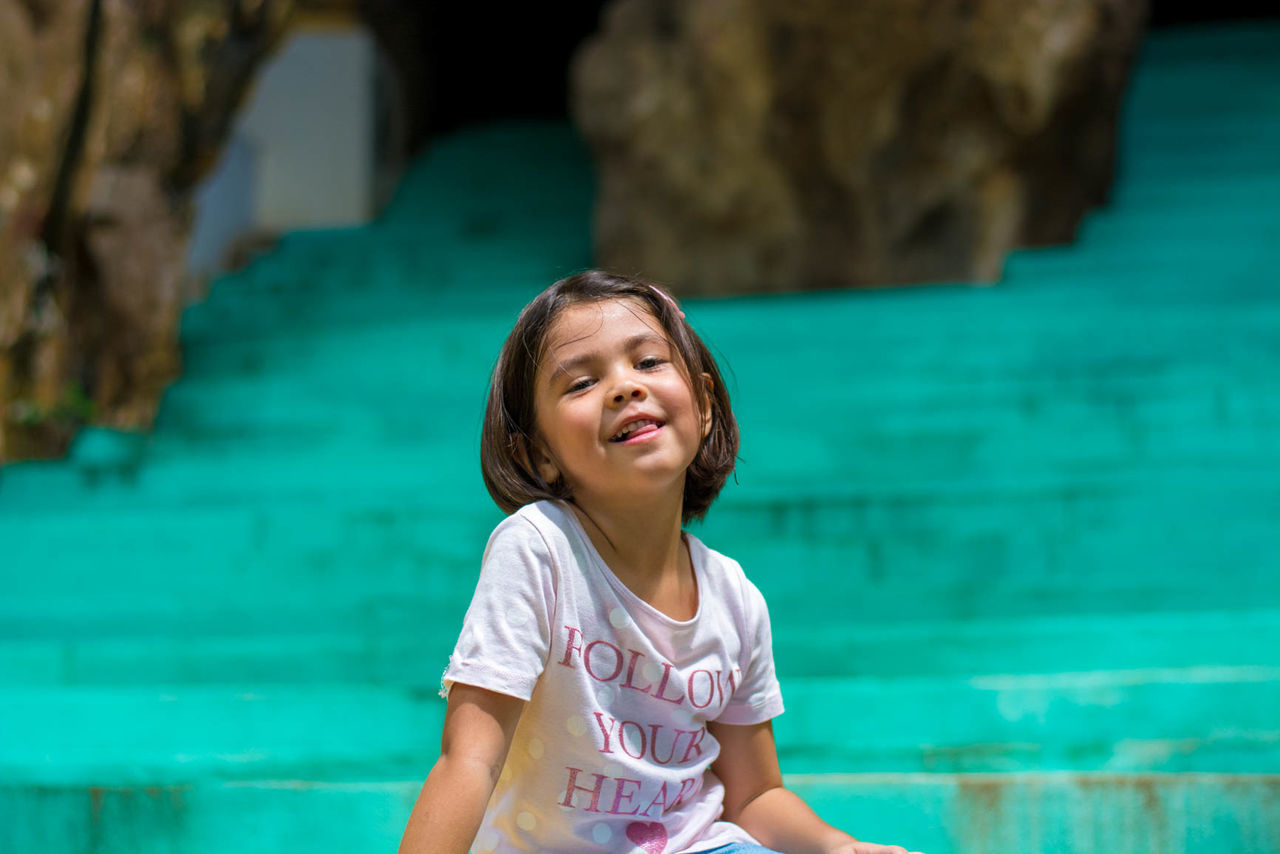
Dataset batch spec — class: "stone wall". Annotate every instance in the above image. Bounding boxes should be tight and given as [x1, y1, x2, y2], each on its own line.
[0, 0, 308, 461]
[573, 0, 1148, 295]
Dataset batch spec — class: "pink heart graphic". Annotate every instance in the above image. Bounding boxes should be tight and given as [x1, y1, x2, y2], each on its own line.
[625, 820, 668, 854]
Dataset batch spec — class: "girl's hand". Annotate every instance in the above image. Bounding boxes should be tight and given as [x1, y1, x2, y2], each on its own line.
[708, 720, 925, 854]
[829, 843, 925, 854]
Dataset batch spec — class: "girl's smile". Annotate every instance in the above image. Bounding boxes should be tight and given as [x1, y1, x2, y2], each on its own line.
[532, 298, 711, 505]
[609, 416, 663, 443]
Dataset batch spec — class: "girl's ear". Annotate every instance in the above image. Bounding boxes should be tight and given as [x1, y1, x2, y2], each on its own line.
[514, 434, 560, 486]
[535, 449, 561, 485]
[700, 373, 714, 439]
[521, 435, 561, 485]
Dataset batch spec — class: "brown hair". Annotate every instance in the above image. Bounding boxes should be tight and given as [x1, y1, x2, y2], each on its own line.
[480, 270, 738, 523]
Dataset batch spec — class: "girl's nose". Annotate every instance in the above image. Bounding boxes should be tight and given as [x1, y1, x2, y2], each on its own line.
[612, 384, 645, 404]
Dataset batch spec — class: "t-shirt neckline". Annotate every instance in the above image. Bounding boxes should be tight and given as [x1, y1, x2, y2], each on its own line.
[553, 500, 705, 628]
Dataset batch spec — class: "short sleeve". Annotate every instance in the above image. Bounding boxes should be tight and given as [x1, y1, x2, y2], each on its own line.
[441, 516, 557, 701]
[714, 577, 785, 725]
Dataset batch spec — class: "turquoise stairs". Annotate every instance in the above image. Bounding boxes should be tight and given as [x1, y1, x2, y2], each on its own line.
[2, 23, 1278, 854]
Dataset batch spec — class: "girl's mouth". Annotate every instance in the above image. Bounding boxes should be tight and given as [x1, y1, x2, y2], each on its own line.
[609, 418, 663, 443]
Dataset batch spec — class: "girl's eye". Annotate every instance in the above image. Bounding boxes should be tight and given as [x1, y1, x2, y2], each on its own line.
[637, 356, 666, 370]
[567, 378, 595, 393]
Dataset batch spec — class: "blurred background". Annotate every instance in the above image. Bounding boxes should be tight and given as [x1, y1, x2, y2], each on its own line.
[1, 1, 1278, 852]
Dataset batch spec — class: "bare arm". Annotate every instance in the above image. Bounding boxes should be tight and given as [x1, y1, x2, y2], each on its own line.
[398, 683, 525, 854]
[709, 720, 924, 854]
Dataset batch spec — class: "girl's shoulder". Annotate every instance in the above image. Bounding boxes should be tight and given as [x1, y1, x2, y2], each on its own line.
[685, 528, 748, 579]
[491, 499, 573, 538]
[483, 499, 579, 562]
[684, 532, 771, 617]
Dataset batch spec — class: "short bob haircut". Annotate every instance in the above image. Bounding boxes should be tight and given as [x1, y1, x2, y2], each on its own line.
[481, 270, 738, 524]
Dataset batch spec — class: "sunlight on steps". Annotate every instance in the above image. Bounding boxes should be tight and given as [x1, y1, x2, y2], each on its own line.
[2, 22, 1279, 854]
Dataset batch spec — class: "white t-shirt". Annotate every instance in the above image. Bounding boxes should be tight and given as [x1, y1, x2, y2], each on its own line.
[442, 500, 785, 854]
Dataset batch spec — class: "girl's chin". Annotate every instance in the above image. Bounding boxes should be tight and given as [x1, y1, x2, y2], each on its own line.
[575, 467, 690, 500]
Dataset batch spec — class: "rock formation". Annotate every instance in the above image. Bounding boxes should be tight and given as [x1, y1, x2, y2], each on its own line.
[572, 0, 1148, 295]
[0, 0, 308, 461]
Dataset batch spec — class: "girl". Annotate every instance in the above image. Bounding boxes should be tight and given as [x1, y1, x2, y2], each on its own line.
[399, 271, 921, 854]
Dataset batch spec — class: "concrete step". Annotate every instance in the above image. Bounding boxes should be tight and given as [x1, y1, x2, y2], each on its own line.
[789, 771, 1280, 854]
[1, 609, 1276, 689]
[18, 435, 1263, 539]
[0, 685, 442, 786]
[775, 669, 1280, 774]
[0, 630, 448, 688]
[132, 378, 1277, 467]
[4, 670, 1275, 785]
[160, 331, 1279, 422]
[770, 609, 1280, 680]
[3, 460, 1276, 628]
[1076, 206, 1279, 248]
[0, 445, 484, 512]
[4, 478, 1276, 631]
[1109, 171, 1280, 208]
[3, 772, 1276, 854]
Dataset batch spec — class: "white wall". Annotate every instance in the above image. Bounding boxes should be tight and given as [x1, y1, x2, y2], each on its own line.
[187, 23, 376, 276]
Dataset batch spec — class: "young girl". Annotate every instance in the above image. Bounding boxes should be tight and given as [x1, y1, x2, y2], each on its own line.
[399, 271, 921, 854]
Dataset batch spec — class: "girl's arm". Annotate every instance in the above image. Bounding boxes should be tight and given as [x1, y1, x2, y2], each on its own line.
[398, 683, 525, 854]
[708, 720, 924, 854]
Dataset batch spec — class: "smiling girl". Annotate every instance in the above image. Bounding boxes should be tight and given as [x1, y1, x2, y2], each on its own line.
[398, 271, 923, 854]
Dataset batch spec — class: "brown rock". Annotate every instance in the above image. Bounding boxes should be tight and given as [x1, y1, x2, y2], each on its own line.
[0, 0, 305, 461]
[572, 0, 1148, 295]
[0, 0, 96, 458]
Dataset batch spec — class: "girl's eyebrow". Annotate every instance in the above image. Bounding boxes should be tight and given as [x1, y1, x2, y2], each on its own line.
[547, 333, 669, 378]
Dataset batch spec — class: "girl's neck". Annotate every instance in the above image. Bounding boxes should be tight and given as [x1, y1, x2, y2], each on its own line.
[567, 485, 697, 619]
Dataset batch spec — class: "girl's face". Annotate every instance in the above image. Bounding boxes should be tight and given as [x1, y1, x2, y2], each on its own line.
[530, 298, 711, 509]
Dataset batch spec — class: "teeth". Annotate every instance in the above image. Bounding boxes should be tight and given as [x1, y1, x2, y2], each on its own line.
[612, 419, 658, 441]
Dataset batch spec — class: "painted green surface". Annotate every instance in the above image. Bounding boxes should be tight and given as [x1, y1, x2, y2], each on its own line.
[3, 774, 1277, 854]
[1, 22, 1279, 853]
